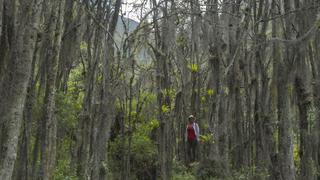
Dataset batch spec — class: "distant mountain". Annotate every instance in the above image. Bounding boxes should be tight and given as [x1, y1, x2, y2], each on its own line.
[116, 16, 139, 34]
[114, 17, 150, 63]
[114, 16, 139, 48]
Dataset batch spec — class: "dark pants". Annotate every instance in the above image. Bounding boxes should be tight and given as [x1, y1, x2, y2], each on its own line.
[187, 139, 197, 163]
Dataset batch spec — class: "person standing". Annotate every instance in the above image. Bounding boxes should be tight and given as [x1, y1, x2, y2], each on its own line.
[186, 115, 200, 163]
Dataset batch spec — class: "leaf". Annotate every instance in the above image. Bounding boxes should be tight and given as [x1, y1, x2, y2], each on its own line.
[188, 63, 198, 73]
[199, 134, 215, 144]
[149, 119, 159, 129]
[161, 105, 170, 113]
[207, 89, 215, 96]
[80, 41, 88, 51]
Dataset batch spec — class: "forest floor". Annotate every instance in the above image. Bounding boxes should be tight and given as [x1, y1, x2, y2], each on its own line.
[173, 161, 199, 180]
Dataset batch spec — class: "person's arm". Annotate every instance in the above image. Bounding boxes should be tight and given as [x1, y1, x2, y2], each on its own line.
[194, 123, 200, 141]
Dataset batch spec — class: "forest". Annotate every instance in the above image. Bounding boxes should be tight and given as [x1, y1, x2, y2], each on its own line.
[0, 0, 320, 179]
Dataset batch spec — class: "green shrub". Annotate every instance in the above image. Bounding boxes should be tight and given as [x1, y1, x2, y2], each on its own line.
[195, 159, 229, 180]
[172, 160, 196, 180]
[232, 166, 269, 180]
[53, 158, 77, 180]
[108, 119, 158, 180]
[53, 138, 77, 180]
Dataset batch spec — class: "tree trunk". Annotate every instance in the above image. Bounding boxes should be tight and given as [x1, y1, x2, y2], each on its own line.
[39, 1, 65, 179]
[0, 0, 41, 179]
[14, 39, 39, 180]
[276, 1, 297, 179]
[151, 0, 174, 178]
[277, 67, 295, 180]
[56, 0, 84, 91]
[312, 32, 320, 180]
[89, 0, 121, 179]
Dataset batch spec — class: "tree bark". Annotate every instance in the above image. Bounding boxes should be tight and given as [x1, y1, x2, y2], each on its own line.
[89, 0, 121, 179]
[277, 1, 296, 179]
[0, 0, 41, 179]
[39, 1, 65, 179]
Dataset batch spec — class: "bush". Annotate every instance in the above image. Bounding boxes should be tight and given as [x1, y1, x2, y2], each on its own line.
[195, 159, 229, 180]
[232, 166, 270, 180]
[53, 138, 77, 180]
[108, 119, 158, 180]
[172, 160, 196, 180]
[53, 158, 77, 180]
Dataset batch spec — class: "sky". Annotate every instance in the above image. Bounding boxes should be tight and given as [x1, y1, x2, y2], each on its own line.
[122, 0, 151, 22]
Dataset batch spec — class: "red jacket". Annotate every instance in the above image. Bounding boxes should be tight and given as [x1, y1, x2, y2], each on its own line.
[185, 122, 200, 141]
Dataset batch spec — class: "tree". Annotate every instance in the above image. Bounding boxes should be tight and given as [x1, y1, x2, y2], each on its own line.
[0, 0, 42, 179]
[0, 0, 319, 179]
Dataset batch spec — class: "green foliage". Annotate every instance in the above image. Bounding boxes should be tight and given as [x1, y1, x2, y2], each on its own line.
[162, 104, 170, 113]
[131, 133, 157, 160]
[67, 64, 85, 101]
[172, 159, 271, 180]
[55, 92, 81, 129]
[207, 89, 215, 96]
[144, 92, 157, 103]
[199, 133, 215, 144]
[119, 73, 125, 81]
[202, 123, 209, 131]
[188, 63, 199, 73]
[125, 91, 157, 122]
[161, 88, 176, 99]
[232, 166, 270, 180]
[293, 143, 300, 172]
[130, 110, 137, 118]
[201, 96, 206, 102]
[53, 138, 77, 180]
[55, 68, 83, 143]
[53, 65, 84, 179]
[172, 160, 196, 180]
[53, 159, 77, 180]
[108, 118, 158, 179]
[195, 159, 229, 179]
[80, 41, 88, 51]
[173, 173, 196, 180]
[146, 119, 160, 132]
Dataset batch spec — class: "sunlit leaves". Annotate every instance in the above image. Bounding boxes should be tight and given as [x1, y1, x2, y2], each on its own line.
[149, 119, 160, 129]
[80, 41, 87, 51]
[207, 89, 215, 96]
[199, 133, 215, 144]
[145, 92, 156, 102]
[188, 63, 198, 73]
[161, 88, 176, 99]
[161, 104, 170, 113]
[202, 123, 209, 130]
